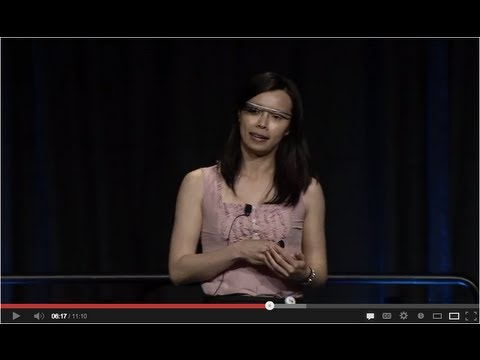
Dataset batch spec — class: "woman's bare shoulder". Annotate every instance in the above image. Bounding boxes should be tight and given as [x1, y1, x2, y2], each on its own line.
[179, 168, 204, 195]
[304, 178, 325, 208]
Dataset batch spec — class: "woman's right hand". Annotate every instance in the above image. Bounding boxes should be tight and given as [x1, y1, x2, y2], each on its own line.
[232, 240, 277, 266]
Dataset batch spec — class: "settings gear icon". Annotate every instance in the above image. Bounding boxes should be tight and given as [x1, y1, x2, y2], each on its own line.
[399, 311, 408, 320]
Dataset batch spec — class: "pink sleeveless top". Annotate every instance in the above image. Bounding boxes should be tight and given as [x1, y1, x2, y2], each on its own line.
[200, 164, 305, 298]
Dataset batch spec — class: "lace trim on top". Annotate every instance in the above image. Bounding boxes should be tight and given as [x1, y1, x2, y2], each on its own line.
[214, 165, 291, 243]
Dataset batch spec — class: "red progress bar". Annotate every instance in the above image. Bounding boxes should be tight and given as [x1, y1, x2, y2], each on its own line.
[2, 303, 265, 309]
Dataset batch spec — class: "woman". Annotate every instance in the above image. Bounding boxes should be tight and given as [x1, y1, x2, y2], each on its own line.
[168, 72, 327, 303]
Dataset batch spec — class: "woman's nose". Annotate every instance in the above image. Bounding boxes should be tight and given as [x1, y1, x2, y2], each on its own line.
[256, 111, 268, 128]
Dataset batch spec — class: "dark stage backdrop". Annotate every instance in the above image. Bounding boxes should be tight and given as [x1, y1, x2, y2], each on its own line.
[2, 38, 478, 304]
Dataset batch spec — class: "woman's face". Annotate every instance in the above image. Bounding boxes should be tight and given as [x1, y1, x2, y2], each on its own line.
[238, 90, 292, 157]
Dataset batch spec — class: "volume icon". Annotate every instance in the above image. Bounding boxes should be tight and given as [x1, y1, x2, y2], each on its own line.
[33, 312, 45, 320]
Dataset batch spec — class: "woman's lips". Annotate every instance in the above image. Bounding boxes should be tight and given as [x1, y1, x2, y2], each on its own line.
[250, 132, 269, 141]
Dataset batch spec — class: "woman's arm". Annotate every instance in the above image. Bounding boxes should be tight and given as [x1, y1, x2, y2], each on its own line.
[168, 169, 241, 285]
[302, 178, 328, 286]
[263, 178, 328, 287]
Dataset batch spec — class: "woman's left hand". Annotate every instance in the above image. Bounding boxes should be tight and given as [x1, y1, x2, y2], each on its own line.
[264, 245, 310, 282]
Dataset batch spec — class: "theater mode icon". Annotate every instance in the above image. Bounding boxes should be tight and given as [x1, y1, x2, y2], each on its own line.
[448, 312, 460, 320]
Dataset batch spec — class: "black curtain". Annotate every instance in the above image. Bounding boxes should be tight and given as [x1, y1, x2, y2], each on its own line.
[2, 38, 478, 303]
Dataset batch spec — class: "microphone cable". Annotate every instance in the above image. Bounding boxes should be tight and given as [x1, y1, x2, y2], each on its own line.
[212, 204, 252, 296]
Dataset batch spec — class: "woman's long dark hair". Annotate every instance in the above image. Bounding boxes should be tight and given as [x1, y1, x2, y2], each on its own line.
[219, 72, 313, 207]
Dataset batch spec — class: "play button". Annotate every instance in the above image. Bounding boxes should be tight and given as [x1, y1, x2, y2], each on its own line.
[12, 312, 20, 320]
